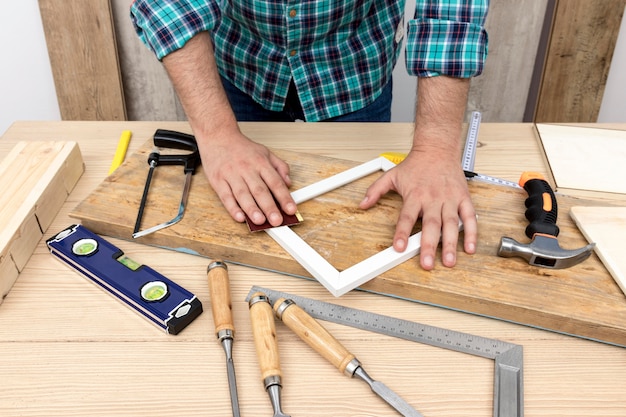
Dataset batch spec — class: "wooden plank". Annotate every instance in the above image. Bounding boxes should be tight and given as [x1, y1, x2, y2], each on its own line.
[38, 0, 126, 121]
[70, 140, 626, 345]
[571, 206, 626, 297]
[536, 124, 626, 195]
[535, 0, 626, 122]
[0, 142, 84, 304]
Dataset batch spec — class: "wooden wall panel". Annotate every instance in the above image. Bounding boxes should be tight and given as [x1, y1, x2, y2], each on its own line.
[39, 0, 126, 121]
[534, 0, 626, 122]
[110, 0, 186, 121]
[468, 0, 549, 122]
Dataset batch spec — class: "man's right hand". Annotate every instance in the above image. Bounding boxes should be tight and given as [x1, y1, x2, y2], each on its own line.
[162, 32, 296, 227]
[199, 129, 297, 227]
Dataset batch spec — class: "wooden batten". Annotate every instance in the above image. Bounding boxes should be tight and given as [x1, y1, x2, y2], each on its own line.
[0, 142, 84, 304]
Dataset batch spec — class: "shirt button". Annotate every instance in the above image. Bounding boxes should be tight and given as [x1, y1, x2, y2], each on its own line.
[289, 50, 297, 56]
[289, 9, 297, 18]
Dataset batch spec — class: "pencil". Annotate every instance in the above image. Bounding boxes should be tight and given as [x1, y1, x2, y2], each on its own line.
[108, 130, 132, 174]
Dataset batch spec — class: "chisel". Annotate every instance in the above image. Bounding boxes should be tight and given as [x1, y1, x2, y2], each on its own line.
[273, 297, 423, 417]
[207, 261, 240, 417]
[249, 292, 291, 417]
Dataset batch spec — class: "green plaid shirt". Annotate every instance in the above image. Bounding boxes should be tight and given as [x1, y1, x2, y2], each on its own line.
[131, 0, 488, 122]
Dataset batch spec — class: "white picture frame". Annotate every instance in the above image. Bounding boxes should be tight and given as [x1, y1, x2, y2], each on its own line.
[265, 156, 463, 297]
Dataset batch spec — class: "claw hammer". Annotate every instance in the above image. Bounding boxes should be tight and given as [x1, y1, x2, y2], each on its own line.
[498, 172, 595, 269]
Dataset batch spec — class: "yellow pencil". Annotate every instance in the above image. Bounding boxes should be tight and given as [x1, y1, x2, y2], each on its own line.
[108, 130, 132, 174]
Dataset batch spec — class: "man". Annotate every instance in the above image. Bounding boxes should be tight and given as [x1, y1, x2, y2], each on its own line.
[131, 0, 489, 270]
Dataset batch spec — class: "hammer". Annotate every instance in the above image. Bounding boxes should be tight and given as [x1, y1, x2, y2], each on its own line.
[498, 172, 595, 269]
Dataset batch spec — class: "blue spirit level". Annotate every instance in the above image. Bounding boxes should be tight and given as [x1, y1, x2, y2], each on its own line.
[46, 224, 202, 334]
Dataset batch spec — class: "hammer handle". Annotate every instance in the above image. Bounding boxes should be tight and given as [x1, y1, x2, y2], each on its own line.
[519, 172, 559, 238]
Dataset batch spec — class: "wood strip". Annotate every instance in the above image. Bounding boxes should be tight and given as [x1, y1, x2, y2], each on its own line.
[38, 0, 126, 120]
[535, 0, 626, 122]
[0, 142, 84, 304]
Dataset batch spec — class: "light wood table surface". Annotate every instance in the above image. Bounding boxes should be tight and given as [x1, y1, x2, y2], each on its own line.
[1, 121, 625, 417]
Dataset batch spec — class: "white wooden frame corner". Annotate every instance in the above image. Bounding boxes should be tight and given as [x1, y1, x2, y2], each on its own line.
[266, 156, 463, 297]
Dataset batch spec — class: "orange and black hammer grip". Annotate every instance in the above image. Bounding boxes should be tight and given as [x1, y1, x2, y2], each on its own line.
[519, 172, 559, 238]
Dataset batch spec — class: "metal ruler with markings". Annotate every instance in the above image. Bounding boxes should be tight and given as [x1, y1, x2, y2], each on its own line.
[246, 286, 524, 417]
[462, 111, 521, 189]
[462, 111, 482, 172]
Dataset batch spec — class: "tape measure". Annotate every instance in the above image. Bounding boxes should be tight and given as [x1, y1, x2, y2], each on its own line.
[246, 286, 524, 417]
[462, 111, 521, 189]
[462, 111, 482, 172]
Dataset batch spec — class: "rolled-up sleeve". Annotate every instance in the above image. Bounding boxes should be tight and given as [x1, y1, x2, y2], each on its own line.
[130, 0, 220, 60]
[406, 0, 489, 78]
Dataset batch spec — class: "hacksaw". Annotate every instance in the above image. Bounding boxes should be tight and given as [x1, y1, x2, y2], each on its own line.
[246, 286, 524, 417]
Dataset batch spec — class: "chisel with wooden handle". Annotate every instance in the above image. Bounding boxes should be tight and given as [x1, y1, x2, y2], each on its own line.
[273, 297, 424, 417]
[249, 292, 291, 417]
[207, 261, 240, 417]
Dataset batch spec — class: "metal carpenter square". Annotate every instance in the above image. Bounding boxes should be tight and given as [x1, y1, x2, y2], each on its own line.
[246, 286, 523, 417]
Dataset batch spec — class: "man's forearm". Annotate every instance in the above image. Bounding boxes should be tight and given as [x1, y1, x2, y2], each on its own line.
[412, 76, 471, 158]
[162, 31, 239, 141]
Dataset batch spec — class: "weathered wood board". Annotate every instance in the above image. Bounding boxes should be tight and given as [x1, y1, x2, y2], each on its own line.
[70, 140, 626, 345]
[1, 142, 84, 304]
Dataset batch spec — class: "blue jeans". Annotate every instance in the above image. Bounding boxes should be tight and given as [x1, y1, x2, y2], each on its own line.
[221, 77, 392, 122]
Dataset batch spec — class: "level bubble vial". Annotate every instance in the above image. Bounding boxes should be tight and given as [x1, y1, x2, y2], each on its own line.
[141, 281, 169, 302]
[72, 238, 98, 256]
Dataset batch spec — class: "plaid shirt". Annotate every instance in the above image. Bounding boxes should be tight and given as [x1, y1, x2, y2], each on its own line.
[131, 0, 488, 122]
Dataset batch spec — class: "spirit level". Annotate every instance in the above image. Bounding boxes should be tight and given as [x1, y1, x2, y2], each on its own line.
[47, 224, 202, 334]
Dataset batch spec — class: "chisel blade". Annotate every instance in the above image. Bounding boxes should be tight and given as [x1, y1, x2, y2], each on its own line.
[225, 353, 241, 417]
[371, 381, 423, 417]
[355, 367, 423, 417]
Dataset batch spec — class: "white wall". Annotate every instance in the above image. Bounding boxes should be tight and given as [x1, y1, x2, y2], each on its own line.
[0, 1, 60, 137]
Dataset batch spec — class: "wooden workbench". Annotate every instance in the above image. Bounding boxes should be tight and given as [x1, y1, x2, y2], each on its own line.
[1, 121, 625, 417]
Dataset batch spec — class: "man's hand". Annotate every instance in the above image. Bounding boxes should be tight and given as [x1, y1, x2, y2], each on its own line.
[360, 75, 477, 270]
[360, 150, 477, 270]
[163, 32, 296, 227]
[198, 129, 297, 227]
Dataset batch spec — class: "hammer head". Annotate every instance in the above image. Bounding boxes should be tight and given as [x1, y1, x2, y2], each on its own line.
[498, 234, 595, 269]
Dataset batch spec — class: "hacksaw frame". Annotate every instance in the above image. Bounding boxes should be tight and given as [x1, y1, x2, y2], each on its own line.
[265, 156, 463, 297]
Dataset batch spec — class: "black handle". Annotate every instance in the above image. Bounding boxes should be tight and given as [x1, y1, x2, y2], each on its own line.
[153, 129, 197, 151]
[520, 172, 559, 238]
[152, 129, 200, 173]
